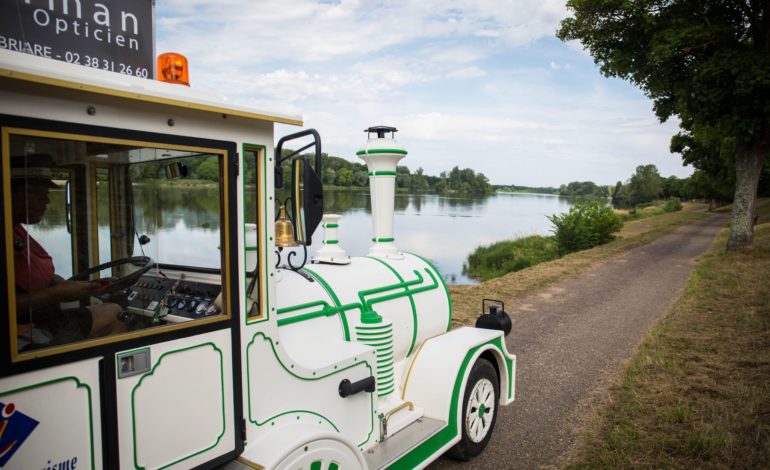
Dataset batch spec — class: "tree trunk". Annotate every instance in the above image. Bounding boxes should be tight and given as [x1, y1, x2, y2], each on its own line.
[727, 135, 768, 250]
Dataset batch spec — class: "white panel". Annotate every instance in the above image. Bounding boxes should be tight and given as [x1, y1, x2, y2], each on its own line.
[116, 330, 234, 470]
[0, 358, 102, 470]
[246, 333, 376, 449]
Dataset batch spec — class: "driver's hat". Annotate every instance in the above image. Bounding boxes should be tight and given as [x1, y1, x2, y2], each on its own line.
[10, 153, 58, 188]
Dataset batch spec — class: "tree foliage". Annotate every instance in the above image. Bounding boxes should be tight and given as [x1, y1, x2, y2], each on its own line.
[559, 0, 770, 250]
[628, 164, 663, 206]
[559, 181, 609, 198]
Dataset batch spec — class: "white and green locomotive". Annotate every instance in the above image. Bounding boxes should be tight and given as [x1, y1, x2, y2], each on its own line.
[0, 47, 516, 469]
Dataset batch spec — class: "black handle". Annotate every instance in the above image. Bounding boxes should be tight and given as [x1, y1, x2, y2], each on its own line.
[339, 376, 375, 398]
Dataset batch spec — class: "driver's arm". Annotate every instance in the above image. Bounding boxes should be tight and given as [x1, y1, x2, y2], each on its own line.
[16, 279, 99, 315]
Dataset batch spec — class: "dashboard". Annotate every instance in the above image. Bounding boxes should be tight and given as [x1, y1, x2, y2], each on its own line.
[126, 273, 222, 323]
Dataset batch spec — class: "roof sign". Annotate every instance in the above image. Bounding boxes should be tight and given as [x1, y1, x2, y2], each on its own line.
[0, 0, 154, 78]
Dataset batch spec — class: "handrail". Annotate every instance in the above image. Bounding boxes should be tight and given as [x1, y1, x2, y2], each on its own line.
[276, 300, 362, 327]
[380, 401, 415, 441]
[356, 270, 424, 307]
[364, 269, 438, 312]
[276, 268, 439, 327]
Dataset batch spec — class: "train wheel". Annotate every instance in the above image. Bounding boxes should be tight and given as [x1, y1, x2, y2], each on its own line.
[448, 358, 499, 461]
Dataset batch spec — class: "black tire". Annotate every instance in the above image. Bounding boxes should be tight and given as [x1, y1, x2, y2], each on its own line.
[447, 358, 499, 461]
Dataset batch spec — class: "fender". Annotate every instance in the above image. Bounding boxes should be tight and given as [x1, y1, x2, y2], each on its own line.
[393, 327, 516, 469]
[239, 422, 367, 469]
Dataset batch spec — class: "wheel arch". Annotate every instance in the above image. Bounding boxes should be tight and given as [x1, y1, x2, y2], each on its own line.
[239, 423, 367, 469]
[392, 327, 516, 468]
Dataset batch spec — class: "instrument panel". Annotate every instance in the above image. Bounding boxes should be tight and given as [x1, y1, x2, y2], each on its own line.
[127, 274, 221, 323]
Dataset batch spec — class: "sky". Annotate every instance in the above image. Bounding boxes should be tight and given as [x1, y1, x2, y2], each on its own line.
[155, 0, 692, 188]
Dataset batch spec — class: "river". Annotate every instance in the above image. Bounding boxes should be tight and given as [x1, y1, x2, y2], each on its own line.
[29, 187, 576, 285]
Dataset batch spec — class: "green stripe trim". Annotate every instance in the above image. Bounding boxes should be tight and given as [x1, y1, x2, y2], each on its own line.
[323, 240, 339, 244]
[356, 148, 408, 156]
[360, 339, 394, 348]
[355, 330, 394, 337]
[303, 267, 351, 341]
[324, 223, 339, 228]
[367, 170, 398, 176]
[373, 237, 395, 243]
[368, 256, 419, 356]
[408, 252, 452, 332]
[244, 246, 258, 252]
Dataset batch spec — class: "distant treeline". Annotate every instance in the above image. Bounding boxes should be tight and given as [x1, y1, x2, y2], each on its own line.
[552, 163, 770, 209]
[495, 163, 770, 209]
[494, 181, 610, 198]
[282, 151, 494, 195]
[494, 185, 559, 194]
[130, 150, 494, 195]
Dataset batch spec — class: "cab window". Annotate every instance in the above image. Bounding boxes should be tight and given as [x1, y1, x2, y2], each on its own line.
[6, 131, 230, 357]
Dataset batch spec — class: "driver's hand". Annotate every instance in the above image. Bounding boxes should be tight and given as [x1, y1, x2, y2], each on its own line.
[50, 280, 100, 301]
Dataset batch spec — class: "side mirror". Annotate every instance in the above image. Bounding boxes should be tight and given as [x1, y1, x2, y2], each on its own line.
[292, 156, 323, 245]
[165, 162, 188, 179]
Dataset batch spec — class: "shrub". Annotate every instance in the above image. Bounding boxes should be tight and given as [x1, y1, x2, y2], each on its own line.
[548, 200, 623, 254]
[663, 198, 683, 212]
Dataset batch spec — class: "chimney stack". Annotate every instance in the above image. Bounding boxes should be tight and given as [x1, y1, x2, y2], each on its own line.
[357, 126, 407, 258]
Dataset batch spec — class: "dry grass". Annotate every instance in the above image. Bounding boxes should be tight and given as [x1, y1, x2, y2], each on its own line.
[449, 202, 709, 326]
[564, 198, 770, 469]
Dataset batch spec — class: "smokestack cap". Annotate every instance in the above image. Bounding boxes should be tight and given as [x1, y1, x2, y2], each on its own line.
[365, 125, 398, 139]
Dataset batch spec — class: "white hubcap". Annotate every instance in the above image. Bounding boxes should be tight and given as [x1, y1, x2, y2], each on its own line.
[465, 377, 495, 443]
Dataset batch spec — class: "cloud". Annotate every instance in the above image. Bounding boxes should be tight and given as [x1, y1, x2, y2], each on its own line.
[154, 1, 691, 187]
[157, 0, 570, 65]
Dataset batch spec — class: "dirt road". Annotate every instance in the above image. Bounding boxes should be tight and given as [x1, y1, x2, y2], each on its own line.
[432, 213, 728, 469]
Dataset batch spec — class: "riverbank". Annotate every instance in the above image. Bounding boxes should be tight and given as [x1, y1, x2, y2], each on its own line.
[564, 198, 770, 468]
[449, 202, 708, 326]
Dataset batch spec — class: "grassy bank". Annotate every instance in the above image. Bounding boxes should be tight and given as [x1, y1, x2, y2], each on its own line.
[565, 198, 770, 469]
[464, 235, 561, 281]
[464, 199, 683, 282]
[615, 198, 683, 221]
[449, 202, 709, 326]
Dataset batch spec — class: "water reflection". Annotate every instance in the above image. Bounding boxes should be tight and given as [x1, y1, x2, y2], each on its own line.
[32, 187, 575, 285]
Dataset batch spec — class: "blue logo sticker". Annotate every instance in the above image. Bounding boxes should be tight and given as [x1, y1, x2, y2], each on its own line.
[0, 402, 39, 467]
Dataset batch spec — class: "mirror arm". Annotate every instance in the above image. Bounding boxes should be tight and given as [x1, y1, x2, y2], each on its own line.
[274, 129, 323, 188]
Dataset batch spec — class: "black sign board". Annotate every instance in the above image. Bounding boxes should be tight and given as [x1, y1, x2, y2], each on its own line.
[0, 0, 155, 78]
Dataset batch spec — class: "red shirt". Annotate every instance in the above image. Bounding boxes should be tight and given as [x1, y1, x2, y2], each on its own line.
[14, 224, 55, 292]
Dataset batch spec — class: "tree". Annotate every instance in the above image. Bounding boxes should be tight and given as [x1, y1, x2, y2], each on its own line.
[334, 168, 353, 186]
[628, 164, 662, 206]
[197, 157, 219, 181]
[612, 181, 629, 208]
[559, 1, 770, 250]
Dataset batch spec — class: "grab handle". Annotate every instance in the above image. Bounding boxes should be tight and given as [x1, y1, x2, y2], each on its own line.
[339, 376, 375, 397]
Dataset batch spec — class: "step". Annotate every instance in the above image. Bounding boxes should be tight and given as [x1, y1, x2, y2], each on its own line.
[364, 417, 446, 469]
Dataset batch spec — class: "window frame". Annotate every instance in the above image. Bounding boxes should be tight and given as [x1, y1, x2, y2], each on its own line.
[1, 117, 238, 367]
[242, 144, 266, 324]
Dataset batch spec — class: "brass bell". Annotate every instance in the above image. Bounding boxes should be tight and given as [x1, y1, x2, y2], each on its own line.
[274, 205, 299, 248]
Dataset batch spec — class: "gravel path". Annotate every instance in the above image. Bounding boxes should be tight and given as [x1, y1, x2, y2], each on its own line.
[431, 213, 728, 469]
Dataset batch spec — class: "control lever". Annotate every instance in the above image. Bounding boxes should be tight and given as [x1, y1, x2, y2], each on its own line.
[338, 376, 376, 398]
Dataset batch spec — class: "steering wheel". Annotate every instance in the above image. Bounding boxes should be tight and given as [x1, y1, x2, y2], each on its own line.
[68, 256, 153, 296]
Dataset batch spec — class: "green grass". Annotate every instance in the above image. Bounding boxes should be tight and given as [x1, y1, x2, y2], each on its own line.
[616, 199, 683, 221]
[566, 198, 770, 469]
[463, 235, 560, 281]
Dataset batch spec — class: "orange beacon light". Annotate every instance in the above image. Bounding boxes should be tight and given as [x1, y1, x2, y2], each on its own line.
[157, 52, 190, 86]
